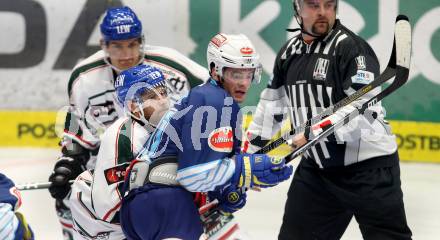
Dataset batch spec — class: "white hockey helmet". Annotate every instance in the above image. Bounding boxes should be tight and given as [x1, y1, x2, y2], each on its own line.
[207, 33, 262, 84]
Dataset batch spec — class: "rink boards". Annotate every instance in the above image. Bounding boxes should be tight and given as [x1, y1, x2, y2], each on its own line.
[0, 111, 439, 163]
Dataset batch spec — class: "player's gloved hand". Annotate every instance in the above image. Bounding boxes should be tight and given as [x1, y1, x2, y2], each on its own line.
[231, 154, 293, 188]
[209, 184, 247, 213]
[48, 156, 85, 200]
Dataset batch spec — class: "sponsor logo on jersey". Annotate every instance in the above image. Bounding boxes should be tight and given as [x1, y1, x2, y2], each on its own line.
[313, 58, 329, 81]
[85, 98, 118, 133]
[352, 70, 374, 84]
[104, 163, 130, 185]
[144, 62, 188, 98]
[355, 56, 367, 70]
[208, 126, 234, 152]
[210, 34, 228, 47]
[240, 47, 253, 55]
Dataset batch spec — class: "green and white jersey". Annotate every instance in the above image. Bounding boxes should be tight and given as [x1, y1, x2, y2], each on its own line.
[63, 46, 209, 153]
[69, 117, 150, 239]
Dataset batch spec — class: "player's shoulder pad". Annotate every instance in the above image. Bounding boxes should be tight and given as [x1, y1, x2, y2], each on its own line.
[68, 50, 108, 97]
[100, 117, 131, 143]
[72, 50, 106, 70]
[144, 45, 210, 85]
[0, 173, 14, 190]
[277, 33, 301, 59]
[183, 83, 208, 107]
[184, 81, 235, 112]
[336, 24, 375, 56]
[144, 45, 187, 61]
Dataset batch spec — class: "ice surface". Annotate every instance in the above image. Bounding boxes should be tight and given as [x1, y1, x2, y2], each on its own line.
[1, 148, 439, 240]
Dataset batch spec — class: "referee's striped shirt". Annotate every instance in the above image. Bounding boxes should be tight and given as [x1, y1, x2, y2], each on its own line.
[247, 20, 397, 168]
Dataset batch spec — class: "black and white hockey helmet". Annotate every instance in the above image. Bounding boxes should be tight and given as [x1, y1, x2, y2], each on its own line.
[207, 33, 262, 84]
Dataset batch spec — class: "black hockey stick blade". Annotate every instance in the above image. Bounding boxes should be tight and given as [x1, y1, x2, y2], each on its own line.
[284, 15, 412, 163]
[255, 15, 408, 155]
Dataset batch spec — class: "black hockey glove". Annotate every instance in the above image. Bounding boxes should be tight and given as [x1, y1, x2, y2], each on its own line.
[48, 140, 89, 200]
[48, 156, 85, 200]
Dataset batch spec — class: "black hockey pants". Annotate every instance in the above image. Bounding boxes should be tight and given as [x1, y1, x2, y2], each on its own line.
[278, 153, 412, 240]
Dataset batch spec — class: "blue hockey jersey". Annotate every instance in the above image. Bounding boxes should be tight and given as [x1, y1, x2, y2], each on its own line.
[138, 79, 242, 192]
[0, 173, 33, 240]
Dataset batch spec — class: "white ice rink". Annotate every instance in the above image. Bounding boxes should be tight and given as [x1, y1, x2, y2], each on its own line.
[1, 148, 439, 240]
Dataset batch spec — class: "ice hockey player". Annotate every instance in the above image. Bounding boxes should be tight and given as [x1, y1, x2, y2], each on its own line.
[119, 33, 293, 239]
[0, 173, 34, 240]
[68, 64, 169, 239]
[47, 6, 209, 239]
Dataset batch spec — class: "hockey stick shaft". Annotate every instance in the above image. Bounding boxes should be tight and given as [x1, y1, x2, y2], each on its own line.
[255, 15, 407, 155]
[16, 180, 75, 191]
[284, 15, 412, 163]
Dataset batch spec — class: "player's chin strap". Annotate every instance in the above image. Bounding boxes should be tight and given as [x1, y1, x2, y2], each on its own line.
[133, 101, 150, 125]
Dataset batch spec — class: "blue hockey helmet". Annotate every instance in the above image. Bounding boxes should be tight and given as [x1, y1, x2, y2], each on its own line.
[115, 65, 166, 106]
[100, 6, 143, 42]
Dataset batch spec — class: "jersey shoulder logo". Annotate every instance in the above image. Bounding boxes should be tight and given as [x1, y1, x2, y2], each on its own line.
[355, 56, 367, 70]
[313, 58, 329, 81]
[208, 126, 234, 153]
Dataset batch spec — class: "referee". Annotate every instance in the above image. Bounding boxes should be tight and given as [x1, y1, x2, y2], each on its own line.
[245, 0, 412, 239]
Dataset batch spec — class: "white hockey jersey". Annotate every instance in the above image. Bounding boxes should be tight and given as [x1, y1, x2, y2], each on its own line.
[63, 45, 209, 157]
[69, 117, 151, 239]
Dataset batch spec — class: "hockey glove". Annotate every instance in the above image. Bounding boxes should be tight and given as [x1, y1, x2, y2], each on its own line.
[48, 156, 85, 200]
[231, 154, 293, 188]
[209, 184, 247, 213]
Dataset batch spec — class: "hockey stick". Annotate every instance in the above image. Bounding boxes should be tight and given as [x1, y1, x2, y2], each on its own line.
[283, 15, 412, 163]
[16, 180, 75, 191]
[255, 15, 407, 155]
